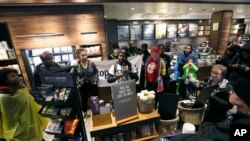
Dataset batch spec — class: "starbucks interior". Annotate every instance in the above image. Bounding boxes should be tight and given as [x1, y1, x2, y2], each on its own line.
[0, 1, 250, 141]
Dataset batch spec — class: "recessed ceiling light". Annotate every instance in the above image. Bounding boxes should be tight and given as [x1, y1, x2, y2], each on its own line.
[212, 8, 215, 11]
[189, 7, 192, 10]
[131, 7, 134, 10]
[104, 15, 106, 18]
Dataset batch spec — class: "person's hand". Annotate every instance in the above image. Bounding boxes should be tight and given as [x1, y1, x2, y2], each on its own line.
[240, 64, 247, 70]
[188, 61, 193, 66]
[122, 66, 130, 74]
[233, 64, 240, 68]
[195, 82, 200, 88]
[115, 72, 122, 79]
[77, 84, 81, 88]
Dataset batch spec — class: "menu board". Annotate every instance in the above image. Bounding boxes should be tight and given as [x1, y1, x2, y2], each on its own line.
[155, 23, 167, 39]
[130, 25, 142, 40]
[178, 24, 189, 38]
[143, 24, 155, 40]
[117, 25, 130, 41]
[189, 24, 198, 37]
[111, 80, 137, 122]
[167, 24, 177, 39]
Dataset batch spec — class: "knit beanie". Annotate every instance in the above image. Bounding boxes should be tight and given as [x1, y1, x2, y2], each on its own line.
[234, 79, 250, 106]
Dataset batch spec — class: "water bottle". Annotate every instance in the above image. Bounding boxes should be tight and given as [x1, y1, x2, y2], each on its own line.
[90, 96, 100, 115]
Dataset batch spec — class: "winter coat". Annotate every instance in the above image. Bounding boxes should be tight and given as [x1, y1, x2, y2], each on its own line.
[202, 78, 233, 123]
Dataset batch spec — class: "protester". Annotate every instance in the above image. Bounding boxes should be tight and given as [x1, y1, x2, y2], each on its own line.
[75, 48, 99, 118]
[0, 68, 48, 141]
[199, 64, 233, 123]
[139, 43, 150, 91]
[107, 50, 138, 83]
[176, 44, 198, 78]
[33, 51, 61, 88]
[202, 79, 250, 141]
[158, 44, 171, 92]
[109, 43, 120, 60]
[229, 41, 250, 80]
[144, 46, 166, 108]
[178, 58, 199, 97]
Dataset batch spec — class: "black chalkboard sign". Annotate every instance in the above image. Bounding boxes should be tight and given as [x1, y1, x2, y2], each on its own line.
[111, 80, 138, 123]
[39, 72, 74, 87]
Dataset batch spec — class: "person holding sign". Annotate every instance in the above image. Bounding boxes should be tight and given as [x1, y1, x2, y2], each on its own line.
[75, 48, 99, 118]
[144, 46, 166, 108]
[107, 50, 139, 83]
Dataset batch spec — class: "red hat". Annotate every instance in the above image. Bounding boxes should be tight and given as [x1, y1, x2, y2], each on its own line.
[151, 46, 160, 54]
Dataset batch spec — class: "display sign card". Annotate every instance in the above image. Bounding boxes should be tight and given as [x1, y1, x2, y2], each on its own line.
[130, 25, 142, 40]
[155, 23, 167, 39]
[117, 25, 130, 41]
[178, 24, 189, 38]
[111, 80, 138, 123]
[143, 24, 155, 40]
[39, 72, 74, 87]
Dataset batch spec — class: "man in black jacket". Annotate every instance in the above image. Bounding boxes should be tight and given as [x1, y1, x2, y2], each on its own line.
[33, 51, 61, 88]
[158, 44, 171, 92]
[202, 79, 250, 141]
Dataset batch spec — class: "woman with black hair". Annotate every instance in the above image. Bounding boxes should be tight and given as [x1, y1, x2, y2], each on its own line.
[0, 68, 48, 141]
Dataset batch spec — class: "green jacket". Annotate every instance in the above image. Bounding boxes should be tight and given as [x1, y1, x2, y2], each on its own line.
[180, 64, 199, 81]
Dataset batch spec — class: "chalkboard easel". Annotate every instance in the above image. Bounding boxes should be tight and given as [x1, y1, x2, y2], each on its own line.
[111, 80, 138, 125]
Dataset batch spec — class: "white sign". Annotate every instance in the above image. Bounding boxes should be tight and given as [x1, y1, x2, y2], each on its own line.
[94, 55, 142, 87]
[213, 23, 219, 31]
[71, 55, 142, 87]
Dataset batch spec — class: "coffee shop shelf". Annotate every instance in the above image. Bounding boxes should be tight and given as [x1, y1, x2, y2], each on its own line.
[133, 129, 159, 141]
[90, 110, 160, 138]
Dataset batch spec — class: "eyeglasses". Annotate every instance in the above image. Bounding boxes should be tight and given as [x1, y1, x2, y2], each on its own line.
[211, 72, 222, 77]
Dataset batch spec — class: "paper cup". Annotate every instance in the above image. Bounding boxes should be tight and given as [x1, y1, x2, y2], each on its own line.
[182, 123, 195, 134]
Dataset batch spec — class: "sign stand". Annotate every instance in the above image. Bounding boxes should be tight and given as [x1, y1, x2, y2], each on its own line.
[111, 80, 138, 125]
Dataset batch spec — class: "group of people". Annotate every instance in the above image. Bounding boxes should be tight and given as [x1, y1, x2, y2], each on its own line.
[1, 36, 250, 141]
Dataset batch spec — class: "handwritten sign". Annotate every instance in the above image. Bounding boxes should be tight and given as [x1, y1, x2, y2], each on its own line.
[111, 80, 137, 122]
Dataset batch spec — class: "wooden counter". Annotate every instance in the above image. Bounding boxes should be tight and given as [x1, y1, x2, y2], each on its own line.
[90, 110, 160, 140]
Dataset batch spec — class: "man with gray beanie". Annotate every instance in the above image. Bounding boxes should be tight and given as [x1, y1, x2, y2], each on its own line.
[201, 78, 250, 141]
[33, 51, 61, 88]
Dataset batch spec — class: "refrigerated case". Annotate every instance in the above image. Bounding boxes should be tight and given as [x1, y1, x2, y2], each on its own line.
[21, 46, 76, 89]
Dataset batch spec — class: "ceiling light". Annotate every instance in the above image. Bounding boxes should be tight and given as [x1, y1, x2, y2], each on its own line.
[131, 7, 134, 10]
[212, 8, 215, 11]
[104, 15, 106, 18]
[189, 7, 192, 10]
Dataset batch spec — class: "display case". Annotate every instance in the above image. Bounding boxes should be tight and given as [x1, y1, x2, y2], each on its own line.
[198, 25, 210, 36]
[21, 46, 76, 89]
[80, 44, 103, 61]
[30, 68, 87, 141]
[230, 19, 246, 36]
[0, 22, 21, 75]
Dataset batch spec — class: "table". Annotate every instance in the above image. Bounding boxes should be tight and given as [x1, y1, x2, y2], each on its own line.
[90, 111, 160, 141]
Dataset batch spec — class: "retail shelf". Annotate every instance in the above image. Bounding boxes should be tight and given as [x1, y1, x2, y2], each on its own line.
[39, 106, 74, 119]
[133, 134, 159, 141]
[0, 59, 17, 66]
[88, 54, 102, 58]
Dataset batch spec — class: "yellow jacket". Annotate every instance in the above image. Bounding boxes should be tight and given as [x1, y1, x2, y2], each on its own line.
[0, 87, 48, 141]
